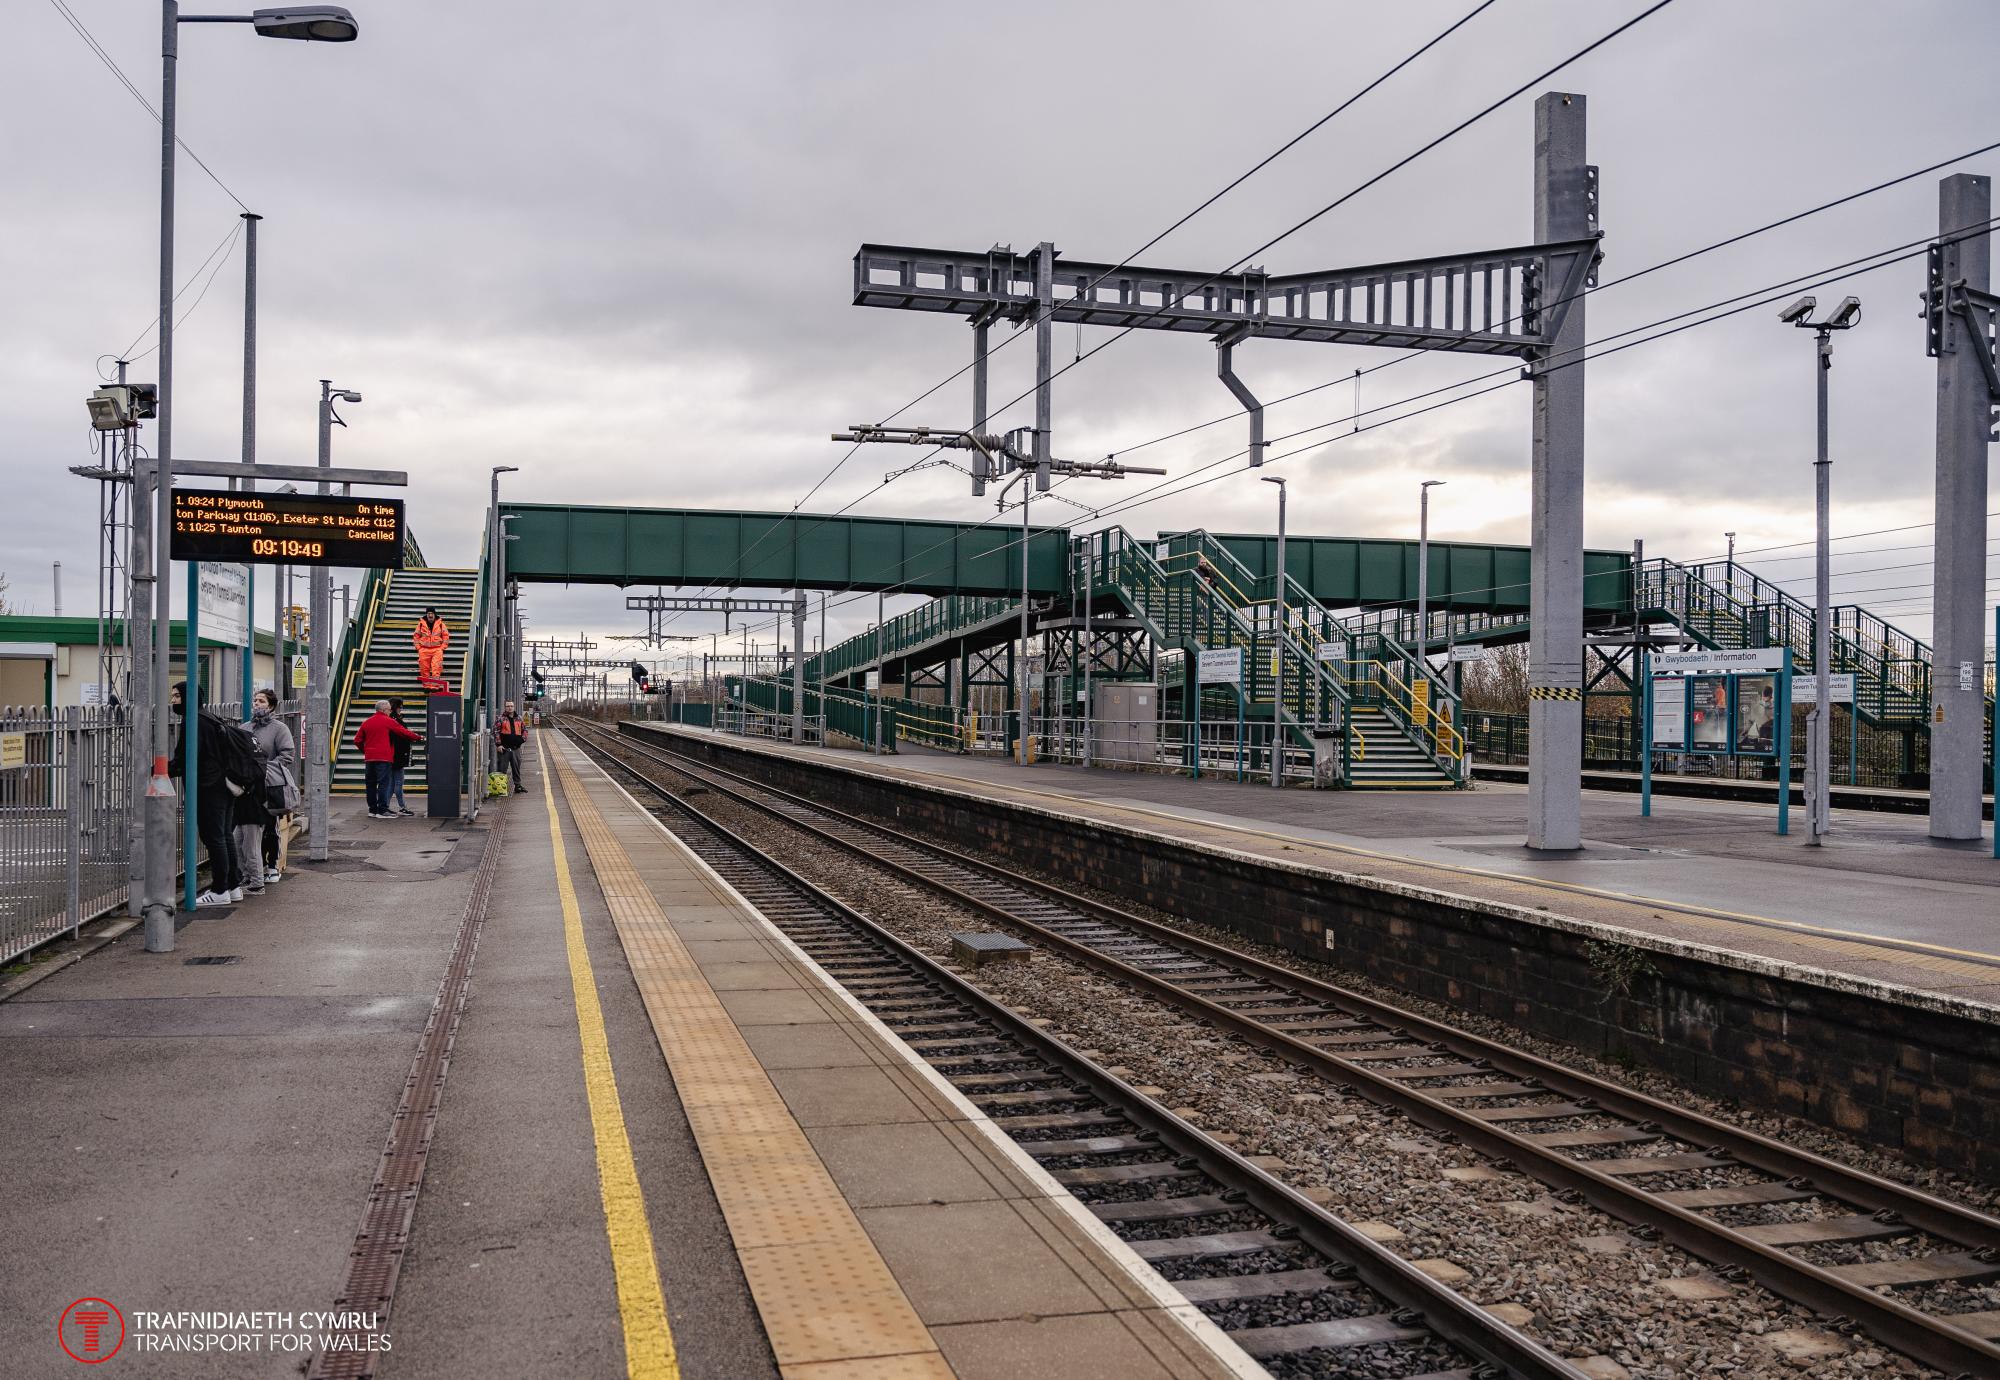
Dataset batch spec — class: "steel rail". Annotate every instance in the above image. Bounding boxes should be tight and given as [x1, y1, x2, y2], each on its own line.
[560, 722, 1584, 1380]
[605, 720, 2000, 1378]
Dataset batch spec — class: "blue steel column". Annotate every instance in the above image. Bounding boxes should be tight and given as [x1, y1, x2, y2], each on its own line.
[1526, 92, 1588, 851]
[1928, 173, 1992, 841]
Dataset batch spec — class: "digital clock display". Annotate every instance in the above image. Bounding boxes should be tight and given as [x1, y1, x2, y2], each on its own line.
[170, 489, 405, 569]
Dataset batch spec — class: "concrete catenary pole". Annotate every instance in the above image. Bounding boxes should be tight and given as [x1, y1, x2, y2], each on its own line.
[1928, 173, 1991, 842]
[1526, 92, 1589, 852]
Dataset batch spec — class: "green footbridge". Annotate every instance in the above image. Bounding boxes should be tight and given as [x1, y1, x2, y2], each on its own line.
[496, 503, 1991, 790]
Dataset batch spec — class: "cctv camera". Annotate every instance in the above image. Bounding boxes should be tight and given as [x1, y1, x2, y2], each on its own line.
[1825, 296, 1862, 329]
[1777, 295, 1817, 326]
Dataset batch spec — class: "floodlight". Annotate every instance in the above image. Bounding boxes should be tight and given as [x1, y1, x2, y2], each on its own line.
[251, 7, 359, 41]
[1825, 296, 1862, 329]
[86, 386, 133, 431]
[1777, 295, 1817, 326]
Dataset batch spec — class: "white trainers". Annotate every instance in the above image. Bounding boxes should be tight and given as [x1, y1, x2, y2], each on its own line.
[229, 886, 246, 902]
[194, 890, 228, 908]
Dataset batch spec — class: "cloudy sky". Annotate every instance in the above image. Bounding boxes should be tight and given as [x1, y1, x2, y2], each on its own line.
[6, 0, 1998, 673]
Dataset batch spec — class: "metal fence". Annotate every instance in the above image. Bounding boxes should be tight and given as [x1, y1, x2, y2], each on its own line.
[1, 706, 133, 964]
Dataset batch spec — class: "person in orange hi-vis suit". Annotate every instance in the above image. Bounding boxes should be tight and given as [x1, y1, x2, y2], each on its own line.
[412, 607, 451, 690]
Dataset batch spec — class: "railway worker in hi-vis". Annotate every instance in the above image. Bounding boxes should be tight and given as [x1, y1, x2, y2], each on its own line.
[413, 607, 452, 692]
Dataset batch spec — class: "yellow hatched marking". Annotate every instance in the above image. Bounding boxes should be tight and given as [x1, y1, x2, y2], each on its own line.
[540, 747, 681, 1380]
[547, 739, 950, 1379]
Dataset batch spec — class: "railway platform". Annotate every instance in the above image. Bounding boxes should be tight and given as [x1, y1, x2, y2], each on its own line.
[650, 726, 2000, 1001]
[0, 731, 1256, 1380]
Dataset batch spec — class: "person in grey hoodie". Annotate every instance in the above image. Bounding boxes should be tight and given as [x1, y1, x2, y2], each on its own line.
[242, 688, 301, 885]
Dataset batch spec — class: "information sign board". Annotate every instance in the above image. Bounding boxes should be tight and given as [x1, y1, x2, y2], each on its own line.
[171, 489, 405, 568]
[1197, 647, 1242, 686]
[1448, 644, 1482, 663]
[1650, 677, 1686, 748]
[1790, 673, 1855, 705]
[0, 731, 23, 770]
[1652, 646, 1785, 675]
[1315, 640, 1349, 663]
[198, 562, 249, 645]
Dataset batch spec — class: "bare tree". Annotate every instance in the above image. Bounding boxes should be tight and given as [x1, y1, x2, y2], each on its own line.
[1460, 643, 1529, 714]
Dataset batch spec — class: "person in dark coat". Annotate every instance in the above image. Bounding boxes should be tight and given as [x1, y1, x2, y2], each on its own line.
[386, 697, 416, 816]
[168, 680, 242, 906]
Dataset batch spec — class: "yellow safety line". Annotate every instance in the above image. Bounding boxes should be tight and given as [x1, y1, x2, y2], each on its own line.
[541, 741, 681, 1380]
[805, 746, 2000, 975]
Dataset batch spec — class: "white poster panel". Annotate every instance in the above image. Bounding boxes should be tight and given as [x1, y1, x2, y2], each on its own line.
[1650, 677, 1686, 748]
[198, 562, 250, 646]
[1791, 673, 1855, 706]
[1197, 647, 1242, 685]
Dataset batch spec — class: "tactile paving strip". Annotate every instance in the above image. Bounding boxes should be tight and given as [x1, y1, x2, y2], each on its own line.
[547, 741, 951, 1379]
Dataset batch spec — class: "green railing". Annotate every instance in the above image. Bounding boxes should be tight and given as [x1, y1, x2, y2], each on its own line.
[730, 675, 897, 748]
[808, 595, 1019, 684]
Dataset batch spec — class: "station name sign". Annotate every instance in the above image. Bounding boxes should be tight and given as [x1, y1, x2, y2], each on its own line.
[171, 489, 405, 569]
[1649, 646, 1786, 675]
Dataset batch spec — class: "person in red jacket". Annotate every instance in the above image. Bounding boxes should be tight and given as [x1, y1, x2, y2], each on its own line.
[354, 699, 423, 819]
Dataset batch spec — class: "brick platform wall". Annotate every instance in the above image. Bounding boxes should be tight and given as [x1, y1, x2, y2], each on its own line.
[638, 726, 2000, 1179]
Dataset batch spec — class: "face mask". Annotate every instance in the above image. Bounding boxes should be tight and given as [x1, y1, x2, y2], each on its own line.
[252, 705, 273, 723]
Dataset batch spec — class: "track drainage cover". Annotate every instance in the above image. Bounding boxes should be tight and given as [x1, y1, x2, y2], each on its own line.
[184, 956, 242, 966]
[951, 932, 1031, 966]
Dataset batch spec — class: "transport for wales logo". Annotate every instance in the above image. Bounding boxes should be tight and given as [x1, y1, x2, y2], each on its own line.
[57, 1298, 126, 1364]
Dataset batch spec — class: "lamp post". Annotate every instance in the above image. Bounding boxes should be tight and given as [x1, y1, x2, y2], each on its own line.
[142, 2, 358, 952]
[488, 467, 519, 725]
[1262, 475, 1287, 787]
[1779, 293, 1862, 846]
[1416, 481, 1446, 657]
[307, 380, 361, 863]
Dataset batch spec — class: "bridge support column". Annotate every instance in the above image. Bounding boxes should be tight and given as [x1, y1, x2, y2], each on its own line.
[1928, 173, 1992, 841]
[1526, 92, 1590, 851]
[792, 591, 806, 744]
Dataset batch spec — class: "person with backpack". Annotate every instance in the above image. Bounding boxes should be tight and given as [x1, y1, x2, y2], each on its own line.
[386, 697, 417, 816]
[169, 680, 260, 906]
[354, 699, 422, 819]
[246, 688, 300, 883]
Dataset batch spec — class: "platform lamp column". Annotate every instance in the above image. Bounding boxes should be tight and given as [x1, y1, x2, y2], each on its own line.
[239, 211, 260, 712]
[487, 466, 518, 727]
[1525, 91, 1589, 853]
[145, 2, 360, 951]
[1263, 475, 1287, 787]
[1417, 480, 1444, 662]
[308, 380, 362, 863]
[1780, 291, 1861, 845]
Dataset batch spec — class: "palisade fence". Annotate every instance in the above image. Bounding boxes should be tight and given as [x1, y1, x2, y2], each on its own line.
[1, 706, 133, 964]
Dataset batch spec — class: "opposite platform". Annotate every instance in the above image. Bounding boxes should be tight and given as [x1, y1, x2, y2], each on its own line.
[542, 730, 1257, 1380]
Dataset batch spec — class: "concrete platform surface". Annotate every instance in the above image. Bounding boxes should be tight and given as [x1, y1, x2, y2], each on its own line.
[543, 730, 1256, 1380]
[653, 726, 2000, 1007]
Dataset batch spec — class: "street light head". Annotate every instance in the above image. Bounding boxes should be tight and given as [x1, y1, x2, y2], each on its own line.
[1825, 296, 1862, 329]
[336, 390, 362, 403]
[1777, 295, 1817, 326]
[1421, 479, 1447, 490]
[251, 6, 359, 41]
[494, 465, 520, 475]
[1260, 475, 1285, 486]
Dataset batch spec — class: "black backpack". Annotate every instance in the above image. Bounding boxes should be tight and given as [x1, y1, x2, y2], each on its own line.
[214, 715, 265, 796]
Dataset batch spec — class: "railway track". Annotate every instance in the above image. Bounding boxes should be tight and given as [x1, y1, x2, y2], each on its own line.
[582, 719, 2000, 1379]
[557, 723, 1582, 1380]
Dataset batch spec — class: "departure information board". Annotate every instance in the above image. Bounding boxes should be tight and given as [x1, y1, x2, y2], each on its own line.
[171, 489, 405, 568]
